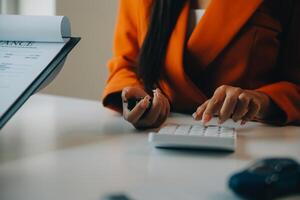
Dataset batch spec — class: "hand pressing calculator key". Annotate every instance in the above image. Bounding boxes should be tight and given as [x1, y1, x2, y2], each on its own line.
[148, 124, 236, 151]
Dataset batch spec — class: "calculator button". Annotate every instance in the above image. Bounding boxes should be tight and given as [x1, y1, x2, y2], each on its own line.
[159, 125, 177, 134]
[190, 125, 204, 131]
[174, 125, 191, 135]
[220, 127, 233, 132]
[205, 127, 220, 137]
[189, 127, 205, 136]
[220, 127, 235, 137]
[191, 125, 205, 130]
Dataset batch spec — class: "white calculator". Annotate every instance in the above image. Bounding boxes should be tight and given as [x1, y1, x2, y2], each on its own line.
[149, 124, 236, 151]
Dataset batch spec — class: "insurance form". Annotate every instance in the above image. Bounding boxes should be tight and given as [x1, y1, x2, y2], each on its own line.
[0, 41, 67, 117]
[0, 15, 72, 124]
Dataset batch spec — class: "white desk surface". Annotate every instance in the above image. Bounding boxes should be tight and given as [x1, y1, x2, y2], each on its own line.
[0, 94, 300, 200]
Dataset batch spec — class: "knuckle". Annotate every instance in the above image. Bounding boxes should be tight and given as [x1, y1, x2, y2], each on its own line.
[197, 106, 204, 113]
[219, 85, 228, 90]
[122, 86, 132, 94]
[220, 110, 230, 119]
[210, 98, 220, 106]
[123, 86, 130, 91]
[234, 87, 243, 94]
[255, 103, 261, 112]
[215, 85, 225, 94]
[227, 87, 242, 96]
[239, 93, 248, 100]
[227, 94, 237, 102]
[122, 87, 129, 93]
[251, 101, 259, 110]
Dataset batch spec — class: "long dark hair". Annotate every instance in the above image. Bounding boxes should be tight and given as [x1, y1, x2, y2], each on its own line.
[138, 0, 186, 92]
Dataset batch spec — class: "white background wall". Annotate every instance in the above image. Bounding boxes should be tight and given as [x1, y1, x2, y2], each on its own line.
[42, 0, 118, 101]
[19, 0, 56, 15]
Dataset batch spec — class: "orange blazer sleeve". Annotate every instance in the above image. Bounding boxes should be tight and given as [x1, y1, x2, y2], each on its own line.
[257, 1, 300, 125]
[102, 0, 143, 112]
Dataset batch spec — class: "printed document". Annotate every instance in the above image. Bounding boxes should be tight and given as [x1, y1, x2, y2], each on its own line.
[0, 15, 71, 119]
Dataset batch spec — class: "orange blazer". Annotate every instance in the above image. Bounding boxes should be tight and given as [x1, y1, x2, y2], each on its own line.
[102, 0, 300, 125]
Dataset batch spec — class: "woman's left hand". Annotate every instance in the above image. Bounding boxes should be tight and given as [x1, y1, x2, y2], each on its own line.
[193, 85, 272, 125]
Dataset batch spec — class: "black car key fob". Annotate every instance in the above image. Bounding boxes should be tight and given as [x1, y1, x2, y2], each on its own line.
[127, 97, 152, 117]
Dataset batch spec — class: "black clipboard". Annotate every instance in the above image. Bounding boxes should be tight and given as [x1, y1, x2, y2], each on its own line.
[0, 37, 81, 129]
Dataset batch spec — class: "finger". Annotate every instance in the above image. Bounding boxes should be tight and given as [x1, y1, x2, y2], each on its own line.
[166, 97, 171, 116]
[219, 93, 238, 124]
[149, 90, 169, 128]
[152, 108, 168, 128]
[121, 87, 130, 102]
[152, 112, 167, 128]
[159, 91, 168, 118]
[193, 101, 209, 121]
[241, 100, 259, 124]
[232, 93, 250, 122]
[156, 89, 167, 115]
[142, 90, 162, 126]
[121, 87, 146, 102]
[124, 96, 150, 124]
[154, 98, 169, 128]
[203, 91, 226, 124]
[160, 89, 171, 118]
[159, 89, 171, 116]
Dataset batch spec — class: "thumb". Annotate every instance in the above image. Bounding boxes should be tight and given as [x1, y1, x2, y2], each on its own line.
[121, 87, 130, 102]
[122, 86, 147, 101]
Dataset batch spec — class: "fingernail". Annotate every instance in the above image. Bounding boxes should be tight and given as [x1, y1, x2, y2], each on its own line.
[192, 112, 198, 120]
[141, 97, 149, 109]
[123, 92, 128, 101]
[202, 114, 211, 124]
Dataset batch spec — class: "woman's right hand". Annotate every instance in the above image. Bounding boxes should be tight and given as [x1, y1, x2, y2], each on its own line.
[121, 86, 170, 129]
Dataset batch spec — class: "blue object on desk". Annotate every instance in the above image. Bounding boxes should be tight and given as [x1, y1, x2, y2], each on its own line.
[228, 158, 300, 199]
[101, 193, 133, 200]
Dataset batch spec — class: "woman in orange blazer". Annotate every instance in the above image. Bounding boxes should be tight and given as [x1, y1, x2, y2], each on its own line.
[102, 0, 300, 129]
